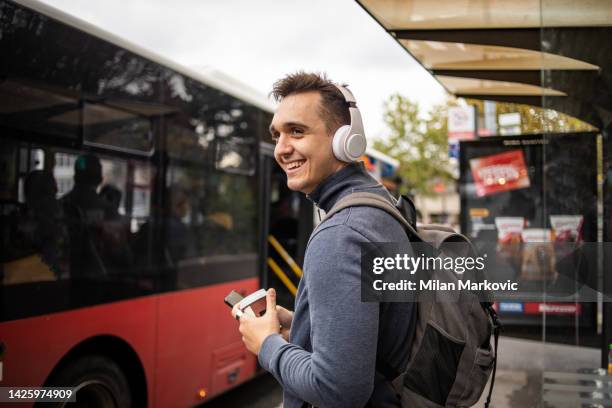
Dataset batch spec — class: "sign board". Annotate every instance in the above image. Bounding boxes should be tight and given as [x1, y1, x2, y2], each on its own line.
[499, 112, 521, 136]
[448, 106, 476, 141]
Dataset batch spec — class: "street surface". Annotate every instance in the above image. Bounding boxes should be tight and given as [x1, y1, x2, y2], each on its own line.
[199, 337, 602, 408]
[200, 373, 282, 408]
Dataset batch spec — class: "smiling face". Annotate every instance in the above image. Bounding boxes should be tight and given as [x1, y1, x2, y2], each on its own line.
[270, 91, 346, 194]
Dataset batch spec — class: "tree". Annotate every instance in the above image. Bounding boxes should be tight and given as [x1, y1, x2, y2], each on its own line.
[372, 94, 455, 196]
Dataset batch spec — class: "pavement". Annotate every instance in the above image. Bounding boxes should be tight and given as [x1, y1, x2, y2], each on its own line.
[199, 373, 282, 408]
[201, 336, 603, 408]
[477, 336, 602, 407]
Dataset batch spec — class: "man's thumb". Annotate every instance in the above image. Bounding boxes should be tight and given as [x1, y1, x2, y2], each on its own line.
[266, 288, 276, 312]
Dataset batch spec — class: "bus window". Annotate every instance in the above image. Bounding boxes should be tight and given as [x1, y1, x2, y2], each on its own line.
[0, 143, 159, 319]
[0, 80, 80, 140]
[159, 163, 258, 289]
[82, 102, 154, 154]
[54, 152, 76, 196]
[131, 163, 154, 232]
[167, 123, 211, 162]
[154, 92, 259, 288]
[215, 136, 256, 175]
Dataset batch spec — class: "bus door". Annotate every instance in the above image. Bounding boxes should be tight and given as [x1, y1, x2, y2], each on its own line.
[260, 142, 313, 309]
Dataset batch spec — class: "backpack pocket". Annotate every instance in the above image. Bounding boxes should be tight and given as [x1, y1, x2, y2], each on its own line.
[400, 387, 445, 408]
[456, 346, 495, 406]
[403, 323, 465, 406]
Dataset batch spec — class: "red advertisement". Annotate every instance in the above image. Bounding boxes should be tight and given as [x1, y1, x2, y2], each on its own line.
[469, 150, 530, 196]
[494, 302, 582, 316]
[523, 302, 582, 316]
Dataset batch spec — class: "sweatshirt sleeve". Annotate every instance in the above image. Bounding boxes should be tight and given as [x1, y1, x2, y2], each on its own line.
[258, 224, 379, 408]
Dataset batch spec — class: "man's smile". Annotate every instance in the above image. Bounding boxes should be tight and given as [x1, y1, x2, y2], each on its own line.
[285, 159, 306, 174]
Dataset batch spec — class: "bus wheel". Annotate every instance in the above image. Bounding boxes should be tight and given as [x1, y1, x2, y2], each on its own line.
[47, 355, 131, 407]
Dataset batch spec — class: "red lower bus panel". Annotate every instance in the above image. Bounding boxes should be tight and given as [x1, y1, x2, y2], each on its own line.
[154, 278, 260, 407]
[0, 277, 260, 408]
[0, 296, 157, 408]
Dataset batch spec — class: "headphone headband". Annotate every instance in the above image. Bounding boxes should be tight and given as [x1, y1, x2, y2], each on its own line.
[335, 84, 357, 104]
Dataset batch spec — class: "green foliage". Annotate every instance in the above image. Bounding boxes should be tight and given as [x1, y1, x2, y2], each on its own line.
[372, 94, 454, 196]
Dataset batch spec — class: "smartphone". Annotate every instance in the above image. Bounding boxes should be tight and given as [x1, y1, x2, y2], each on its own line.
[224, 290, 244, 308]
[239, 289, 267, 316]
[224, 289, 267, 317]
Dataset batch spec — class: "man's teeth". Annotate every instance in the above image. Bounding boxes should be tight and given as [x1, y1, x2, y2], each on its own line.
[288, 160, 305, 170]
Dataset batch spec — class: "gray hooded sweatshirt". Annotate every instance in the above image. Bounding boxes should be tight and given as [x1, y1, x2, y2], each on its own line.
[258, 162, 415, 408]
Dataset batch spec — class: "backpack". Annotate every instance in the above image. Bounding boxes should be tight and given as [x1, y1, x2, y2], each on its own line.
[323, 191, 501, 408]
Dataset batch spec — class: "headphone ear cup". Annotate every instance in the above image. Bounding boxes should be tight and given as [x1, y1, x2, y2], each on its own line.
[332, 125, 351, 162]
[345, 133, 367, 161]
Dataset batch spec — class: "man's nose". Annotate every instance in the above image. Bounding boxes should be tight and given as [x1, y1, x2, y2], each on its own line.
[274, 133, 293, 157]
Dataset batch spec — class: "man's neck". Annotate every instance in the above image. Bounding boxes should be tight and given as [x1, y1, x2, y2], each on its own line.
[306, 162, 372, 213]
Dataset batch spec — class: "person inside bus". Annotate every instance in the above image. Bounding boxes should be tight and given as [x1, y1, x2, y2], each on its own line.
[163, 184, 195, 263]
[4, 169, 69, 283]
[23, 169, 69, 277]
[231, 72, 414, 408]
[99, 184, 134, 275]
[61, 154, 111, 278]
[134, 183, 195, 273]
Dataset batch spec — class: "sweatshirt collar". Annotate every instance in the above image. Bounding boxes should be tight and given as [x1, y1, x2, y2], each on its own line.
[306, 162, 371, 213]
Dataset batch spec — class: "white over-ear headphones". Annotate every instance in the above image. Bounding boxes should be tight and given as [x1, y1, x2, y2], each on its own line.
[332, 85, 367, 162]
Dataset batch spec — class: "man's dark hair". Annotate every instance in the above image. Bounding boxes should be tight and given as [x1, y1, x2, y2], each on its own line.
[74, 154, 102, 187]
[270, 72, 351, 133]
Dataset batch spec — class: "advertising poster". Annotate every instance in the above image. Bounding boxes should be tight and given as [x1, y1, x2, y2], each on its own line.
[469, 149, 530, 196]
[459, 133, 598, 326]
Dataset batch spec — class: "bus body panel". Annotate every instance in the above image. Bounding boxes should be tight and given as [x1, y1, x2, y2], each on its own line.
[154, 278, 259, 407]
[0, 296, 157, 407]
[0, 277, 260, 407]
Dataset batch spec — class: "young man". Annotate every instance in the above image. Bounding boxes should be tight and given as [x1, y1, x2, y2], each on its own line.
[232, 72, 414, 407]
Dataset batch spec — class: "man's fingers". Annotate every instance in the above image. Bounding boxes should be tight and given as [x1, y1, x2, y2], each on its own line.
[266, 288, 276, 314]
[275, 305, 293, 327]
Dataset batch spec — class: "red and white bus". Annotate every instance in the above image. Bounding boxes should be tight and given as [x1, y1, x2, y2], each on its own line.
[0, 0, 302, 406]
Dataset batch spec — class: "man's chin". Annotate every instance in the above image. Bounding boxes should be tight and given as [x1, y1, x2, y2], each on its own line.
[286, 181, 303, 192]
[286, 178, 309, 194]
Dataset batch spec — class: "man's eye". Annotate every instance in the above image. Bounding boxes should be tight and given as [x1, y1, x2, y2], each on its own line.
[291, 128, 303, 135]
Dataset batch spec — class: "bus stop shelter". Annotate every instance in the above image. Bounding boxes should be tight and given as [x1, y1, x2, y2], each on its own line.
[356, 1, 612, 405]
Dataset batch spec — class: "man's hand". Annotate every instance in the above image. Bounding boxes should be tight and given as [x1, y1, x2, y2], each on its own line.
[276, 305, 293, 341]
[231, 288, 281, 355]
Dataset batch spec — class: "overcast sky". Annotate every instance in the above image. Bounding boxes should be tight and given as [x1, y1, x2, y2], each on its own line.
[39, 0, 447, 139]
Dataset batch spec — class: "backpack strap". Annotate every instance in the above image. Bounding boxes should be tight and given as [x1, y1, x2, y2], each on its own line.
[324, 192, 475, 256]
[484, 304, 503, 408]
[322, 191, 421, 239]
